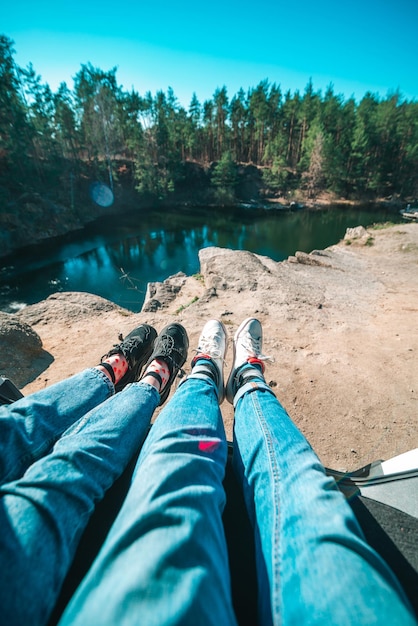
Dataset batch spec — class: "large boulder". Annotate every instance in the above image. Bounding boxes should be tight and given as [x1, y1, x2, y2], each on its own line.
[198, 246, 277, 292]
[0, 312, 43, 377]
[17, 292, 123, 326]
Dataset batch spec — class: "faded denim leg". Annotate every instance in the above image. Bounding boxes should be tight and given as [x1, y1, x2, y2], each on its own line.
[233, 381, 416, 626]
[60, 377, 238, 626]
[0, 368, 114, 484]
[0, 382, 159, 626]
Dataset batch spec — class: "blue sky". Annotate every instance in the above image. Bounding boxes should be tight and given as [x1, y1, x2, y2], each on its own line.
[3, 0, 418, 106]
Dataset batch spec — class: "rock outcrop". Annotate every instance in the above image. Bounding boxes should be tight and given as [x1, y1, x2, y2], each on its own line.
[0, 312, 42, 358]
[18, 292, 124, 326]
[0, 312, 44, 388]
[143, 273, 188, 312]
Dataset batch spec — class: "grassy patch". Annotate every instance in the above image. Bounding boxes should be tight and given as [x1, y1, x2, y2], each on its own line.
[370, 221, 396, 230]
[175, 296, 199, 315]
[345, 236, 374, 246]
[193, 272, 205, 283]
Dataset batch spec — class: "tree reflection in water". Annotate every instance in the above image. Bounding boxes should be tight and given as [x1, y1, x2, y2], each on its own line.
[0, 207, 400, 313]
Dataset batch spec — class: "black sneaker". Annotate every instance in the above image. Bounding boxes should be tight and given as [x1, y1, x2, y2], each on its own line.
[144, 323, 189, 404]
[102, 324, 157, 391]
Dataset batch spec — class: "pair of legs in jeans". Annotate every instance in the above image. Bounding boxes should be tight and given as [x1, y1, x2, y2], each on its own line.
[0, 319, 415, 625]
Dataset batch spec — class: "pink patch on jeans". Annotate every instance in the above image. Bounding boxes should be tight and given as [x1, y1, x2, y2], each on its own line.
[198, 439, 220, 453]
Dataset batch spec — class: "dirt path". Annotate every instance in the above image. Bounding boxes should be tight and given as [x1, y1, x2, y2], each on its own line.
[14, 223, 418, 471]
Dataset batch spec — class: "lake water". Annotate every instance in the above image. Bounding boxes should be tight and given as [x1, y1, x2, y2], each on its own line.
[0, 206, 401, 313]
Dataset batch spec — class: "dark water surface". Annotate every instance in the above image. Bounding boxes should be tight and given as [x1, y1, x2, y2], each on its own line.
[0, 206, 401, 313]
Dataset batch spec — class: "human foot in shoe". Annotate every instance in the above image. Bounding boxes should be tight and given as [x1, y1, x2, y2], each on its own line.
[226, 318, 272, 404]
[190, 319, 228, 403]
[142, 323, 189, 404]
[99, 324, 157, 391]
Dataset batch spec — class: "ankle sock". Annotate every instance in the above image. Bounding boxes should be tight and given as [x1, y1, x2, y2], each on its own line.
[247, 358, 265, 373]
[191, 356, 218, 383]
[143, 359, 170, 391]
[237, 361, 265, 385]
[98, 354, 129, 384]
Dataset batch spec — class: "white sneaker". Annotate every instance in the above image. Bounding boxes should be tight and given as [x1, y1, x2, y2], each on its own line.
[191, 319, 228, 403]
[226, 318, 271, 404]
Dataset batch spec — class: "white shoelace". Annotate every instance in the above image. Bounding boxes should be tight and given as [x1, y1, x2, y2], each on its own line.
[195, 332, 224, 360]
[239, 331, 274, 363]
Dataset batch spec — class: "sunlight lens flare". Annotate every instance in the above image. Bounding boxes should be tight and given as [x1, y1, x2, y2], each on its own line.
[90, 182, 114, 207]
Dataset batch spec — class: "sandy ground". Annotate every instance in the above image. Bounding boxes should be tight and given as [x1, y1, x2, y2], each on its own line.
[15, 222, 418, 472]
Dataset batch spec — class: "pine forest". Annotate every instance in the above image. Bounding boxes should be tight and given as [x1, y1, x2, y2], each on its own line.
[1, 34, 418, 213]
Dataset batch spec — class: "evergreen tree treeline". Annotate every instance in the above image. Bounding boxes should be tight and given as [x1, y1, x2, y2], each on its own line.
[1, 35, 417, 204]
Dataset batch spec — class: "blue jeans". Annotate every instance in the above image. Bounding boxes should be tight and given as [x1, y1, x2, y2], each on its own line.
[0, 368, 159, 625]
[60, 376, 415, 626]
[59, 376, 237, 626]
[0, 372, 415, 625]
[232, 380, 416, 625]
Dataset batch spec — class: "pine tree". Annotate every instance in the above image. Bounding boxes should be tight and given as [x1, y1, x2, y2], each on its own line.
[301, 121, 325, 198]
[211, 151, 238, 204]
[230, 88, 247, 162]
[0, 36, 33, 185]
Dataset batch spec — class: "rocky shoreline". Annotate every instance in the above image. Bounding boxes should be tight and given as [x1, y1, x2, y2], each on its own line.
[1, 223, 417, 472]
